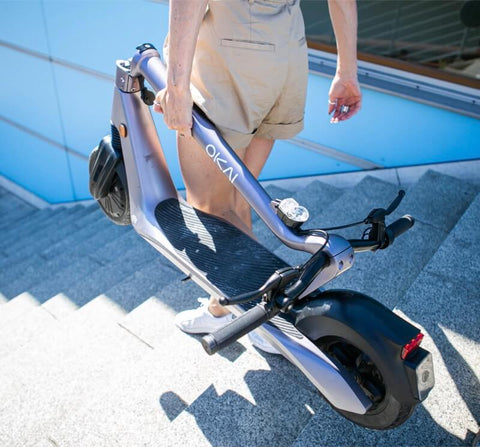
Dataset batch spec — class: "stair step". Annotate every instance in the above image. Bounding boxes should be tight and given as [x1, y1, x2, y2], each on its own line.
[0, 206, 44, 234]
[0, 206, 86, 262]
[45, 290, 320, 446]
[1, 206, 100, 261]
[0, 204, 49, 229]
[0, 304, 57, 358]
[0, 220, 130, 299]
[396, 170, 479, 232]
[161, 353, 319, 447]
[0, 295, 147, 445]
[120, 279, 213, 345]
[390, 194, 480, 444]
[41, 293, 79, 320]
[26, 233, 171, 305]
[0, 293, 115, 362]
[40, 211, 125, 261]
[0, 292, 40, 327]
[422, 192, 480, 288]
[0, 204, 37, 230]
[0, 194, 35, 225]
[6, 204, 99, 245]
[11, 256, 105, 303]
[0, 207, 59, 249]
[290, 403, 465, 447]
[120, 281, 317, 394]
[98, 258, 184, 312]
[0, 208, 105, 287]
[0, 293, 78, 361]
[88, 225, 157, 265]
[253, 180, 344, 252]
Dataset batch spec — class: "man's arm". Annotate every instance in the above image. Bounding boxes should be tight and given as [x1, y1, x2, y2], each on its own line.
[327, 0, 361, 122]
[153, 0, 208, 135]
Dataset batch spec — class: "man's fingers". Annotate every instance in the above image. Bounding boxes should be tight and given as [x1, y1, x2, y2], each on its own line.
[335, 101, 361, 122]
[330, 98, 361, 123]
[328, 97, 339, 115]
[153, 88, 167, 114]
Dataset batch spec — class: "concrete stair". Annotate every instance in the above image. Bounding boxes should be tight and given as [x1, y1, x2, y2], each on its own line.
[0, 170, 478, 446]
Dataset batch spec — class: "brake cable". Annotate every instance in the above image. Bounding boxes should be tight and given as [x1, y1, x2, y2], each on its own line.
[309, 190, 406, 235]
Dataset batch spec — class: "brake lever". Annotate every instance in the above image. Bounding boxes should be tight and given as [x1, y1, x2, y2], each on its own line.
[385, 190, 405, 215]
[364, 190, 405, 224]
[219, 267, 299, 306]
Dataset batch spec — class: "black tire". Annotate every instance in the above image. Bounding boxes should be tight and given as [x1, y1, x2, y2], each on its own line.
[316, 336, 416, 429]
[89, 147, 131, 226]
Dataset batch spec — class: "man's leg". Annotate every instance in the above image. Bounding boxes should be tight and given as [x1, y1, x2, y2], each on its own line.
[177, 134, 274, 317]
[177, 134, 249, 235]
[233, 136, 274, 229]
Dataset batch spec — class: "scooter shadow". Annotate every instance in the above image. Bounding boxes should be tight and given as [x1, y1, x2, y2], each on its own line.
[159, 367, 463, 447]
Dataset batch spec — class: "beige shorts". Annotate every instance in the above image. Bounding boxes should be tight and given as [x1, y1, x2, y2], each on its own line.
[187, 0, 308, 150]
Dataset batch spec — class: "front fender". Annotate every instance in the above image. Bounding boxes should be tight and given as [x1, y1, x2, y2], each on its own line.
[290, 289, 423, 403]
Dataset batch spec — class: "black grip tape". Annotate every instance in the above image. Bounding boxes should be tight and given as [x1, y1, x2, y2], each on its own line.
[202, 304, 275, 355]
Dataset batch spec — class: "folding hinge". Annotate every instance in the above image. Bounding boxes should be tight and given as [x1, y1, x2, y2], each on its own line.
[115, 59, 142, 93]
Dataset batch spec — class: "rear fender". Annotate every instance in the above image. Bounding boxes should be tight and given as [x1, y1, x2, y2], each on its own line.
[290, 289, 426, 403]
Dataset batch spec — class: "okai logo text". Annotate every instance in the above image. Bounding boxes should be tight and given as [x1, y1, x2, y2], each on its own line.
[205, 144, 239, 184]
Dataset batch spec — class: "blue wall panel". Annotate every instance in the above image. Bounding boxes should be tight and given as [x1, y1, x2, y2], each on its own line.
[0, 46, 64, 143]
[52, 65, 113, 156]
[0, 121, 74, 203]
[261, 140, 358, 180]
[42, 0, 169, 75]
[0, 1, 49, 54]
[301, 74, 480, 167]
[67, 154, 90, 201]
[1, 1, 479, 204]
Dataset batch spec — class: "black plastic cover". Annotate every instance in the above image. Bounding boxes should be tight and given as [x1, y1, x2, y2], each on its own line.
[136, 43, 157, 53]
[89, 134, 122, 200]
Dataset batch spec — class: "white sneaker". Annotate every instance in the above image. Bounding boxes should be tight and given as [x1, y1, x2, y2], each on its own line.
[174, 298, 234, 334]
[248, 330, 281, 355]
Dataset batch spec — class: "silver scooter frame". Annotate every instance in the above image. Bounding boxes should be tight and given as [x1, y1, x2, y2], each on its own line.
[110, 45, 371, 415]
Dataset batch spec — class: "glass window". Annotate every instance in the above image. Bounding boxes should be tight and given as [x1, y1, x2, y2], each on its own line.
[302, 0, 480, 88]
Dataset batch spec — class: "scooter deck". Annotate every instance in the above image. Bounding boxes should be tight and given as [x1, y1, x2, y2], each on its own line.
[155, 198, 302, 338]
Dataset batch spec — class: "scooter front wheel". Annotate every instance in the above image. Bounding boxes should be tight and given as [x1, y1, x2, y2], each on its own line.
[316, 336, 415, 429]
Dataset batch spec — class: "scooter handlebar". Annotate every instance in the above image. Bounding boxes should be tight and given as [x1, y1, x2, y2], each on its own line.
[202, 303, 279, 355]
[385, 215, 415, 245]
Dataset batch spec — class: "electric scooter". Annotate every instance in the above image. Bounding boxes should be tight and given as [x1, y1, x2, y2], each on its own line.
[88, 43, 434, 430]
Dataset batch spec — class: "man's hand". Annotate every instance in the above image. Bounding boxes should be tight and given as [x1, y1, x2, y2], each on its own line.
[153, 86, 193, 137]
[328, 74, 362, 123]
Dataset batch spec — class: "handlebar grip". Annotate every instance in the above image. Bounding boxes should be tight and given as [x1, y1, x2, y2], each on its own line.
[386, 215, 415, 244]
[202, 304, 278, 355]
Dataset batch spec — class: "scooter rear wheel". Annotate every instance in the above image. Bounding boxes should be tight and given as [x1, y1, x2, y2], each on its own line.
[317, 336, 415, 429]
[89, 146, 131, 225]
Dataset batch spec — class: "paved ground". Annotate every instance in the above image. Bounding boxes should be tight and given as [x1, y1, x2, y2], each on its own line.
[0, 161, 479, 446]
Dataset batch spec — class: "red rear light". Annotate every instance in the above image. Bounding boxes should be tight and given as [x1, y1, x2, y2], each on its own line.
[401, 332, 424, 360]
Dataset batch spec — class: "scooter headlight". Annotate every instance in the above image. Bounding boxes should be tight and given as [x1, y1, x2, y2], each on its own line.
[275, 198, 309, 229]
